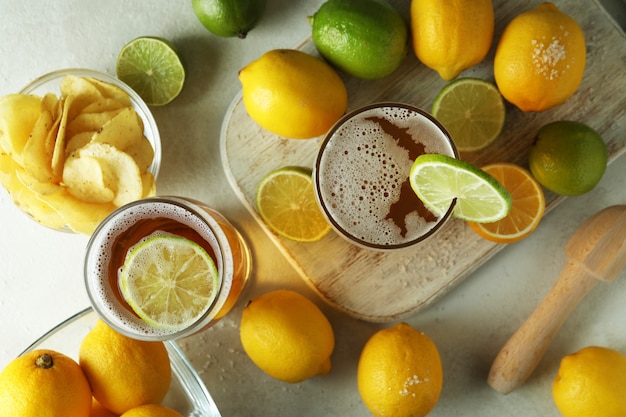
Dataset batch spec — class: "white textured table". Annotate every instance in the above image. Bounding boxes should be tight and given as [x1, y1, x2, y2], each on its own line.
[1, 1, 625, 416]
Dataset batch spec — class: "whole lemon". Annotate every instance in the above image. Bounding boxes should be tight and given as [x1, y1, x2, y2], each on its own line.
[411, 0, 494, 81]
[494, 3, 586, 112]
[79, 320, 172, 415]
[120, 404, 183, 417]
[357, 323, 443, 417]
[192, 0, 266, 39]
[0, 349, 92, 417]
[91, 398, 118, 417]
[309, 0, 408, 80]
[239, 49, 348, 139]
[528, 121, 607, 196]
[240, 289, 335, 383]
[553, 346, 626, 417]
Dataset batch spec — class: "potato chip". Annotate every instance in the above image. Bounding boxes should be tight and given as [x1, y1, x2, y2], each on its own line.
[22, 109, 56, 183]
[13, 186, 66, 230]
[91, 107, 144, 150]
[60, 74, 106, 118]
[141, 172, 156, 198]
[51, 95, 73, 178]
[65, 131, 96, 155]
[125, 135, 155, 173]
[81, 97, 126, 113]
[0, 94, 42, 165]
[63, 154, 115, 203]
[15, 169, 64, 196]
[78, 142, 143, 207]
[85, 77, 132, 106]
[40, 189, 116, 234]
[66, 107, 126, 138]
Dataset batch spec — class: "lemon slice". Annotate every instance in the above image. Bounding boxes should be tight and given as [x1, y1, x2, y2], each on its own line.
[409, 154, 512, 223]
[256, 166, 331, 242]
[116, 36, 185, 106]
[432, 78, 505, 152]
[119, 234, 219, 331]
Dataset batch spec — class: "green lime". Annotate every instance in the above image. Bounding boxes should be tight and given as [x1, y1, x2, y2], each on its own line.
[256, 166, 331, 242]
[409, 154, 512, 223]
[308, 0, 408, 80]
[432, 78, 506, 152]
[192, 0, 266, 39]
[119, 234, 219, 331]
[529, 121, 607, 196]
[116, 36, 185, 106]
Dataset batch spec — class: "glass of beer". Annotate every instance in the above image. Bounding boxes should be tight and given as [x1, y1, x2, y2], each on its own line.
[314, 103, 459, 251]
[84, 196, 252, 340]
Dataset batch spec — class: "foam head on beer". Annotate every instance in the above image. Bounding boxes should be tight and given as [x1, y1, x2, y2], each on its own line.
[314, 103, 458, 250]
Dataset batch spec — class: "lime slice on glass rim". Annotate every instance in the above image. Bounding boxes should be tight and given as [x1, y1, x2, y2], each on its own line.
[116, 36, 185, 106]
[409, 154, 512, 223]
[256, 166, 331, 242]
[432, 78, 505, 152]
[119, 234, 219, 331]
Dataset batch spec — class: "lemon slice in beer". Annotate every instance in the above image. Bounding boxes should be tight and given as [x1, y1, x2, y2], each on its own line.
[409, 154, 512, 223]
[119, 234, 219, 331]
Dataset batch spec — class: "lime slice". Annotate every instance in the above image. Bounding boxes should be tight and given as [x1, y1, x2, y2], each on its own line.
[409, 154, 512, 223]
[432, 78, 505, 152]
[119, 234, 219, 331]
[116, 36, 185, 106]
[256, 166, 331, 242]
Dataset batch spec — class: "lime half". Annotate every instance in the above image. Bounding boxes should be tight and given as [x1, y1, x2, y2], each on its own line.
[409, 154, 512, 223]
[116, 36, 185, 106]
[256, 166, 331, 242]
[119, 234, 219, 331]
[432, 78, 505, 152]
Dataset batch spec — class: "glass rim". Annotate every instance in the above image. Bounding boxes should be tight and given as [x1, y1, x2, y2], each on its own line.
[314, 102, 459, 251]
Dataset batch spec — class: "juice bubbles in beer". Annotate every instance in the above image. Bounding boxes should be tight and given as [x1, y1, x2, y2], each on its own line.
[314, 103, 458, 250]
[84, 196, 251, 340]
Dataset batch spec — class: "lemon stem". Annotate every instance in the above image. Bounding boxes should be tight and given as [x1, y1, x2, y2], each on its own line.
[35, 353, 54, 369]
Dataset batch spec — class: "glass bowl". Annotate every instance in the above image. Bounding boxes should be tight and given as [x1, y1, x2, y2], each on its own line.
[3, 68, 162, 233]
[21, 307, 222, 417]
[19, 68, 161, 177]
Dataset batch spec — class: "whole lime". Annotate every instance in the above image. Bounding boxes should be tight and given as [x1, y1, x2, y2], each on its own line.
[308, 0, 408, 80]
[529, 121, 607, 196]
[192, 0, 266, 39]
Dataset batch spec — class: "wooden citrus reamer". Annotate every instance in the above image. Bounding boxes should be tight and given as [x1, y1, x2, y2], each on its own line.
[488, 205, 626, 394]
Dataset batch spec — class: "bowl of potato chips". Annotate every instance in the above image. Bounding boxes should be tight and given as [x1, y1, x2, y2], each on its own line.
[0, 68, 161, 234]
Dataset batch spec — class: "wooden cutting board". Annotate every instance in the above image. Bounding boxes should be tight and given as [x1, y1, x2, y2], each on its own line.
[220, 0, 626, 322]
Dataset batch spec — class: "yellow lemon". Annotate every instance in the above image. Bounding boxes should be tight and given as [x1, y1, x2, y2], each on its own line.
[240, 289, 335, 383]
[79, 320, 172, 415]
[553, 346, 626, 417]
[410, 0, 494, 80]
[91, 398, 118, 417]
[239, 49, 348, 139]
[120, 404, 183, 417]
[494, 3, 586, 112]
[0, 349, 92, 417]
[357, 323, 443, 417]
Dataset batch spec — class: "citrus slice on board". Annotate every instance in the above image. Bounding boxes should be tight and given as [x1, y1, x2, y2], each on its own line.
[467, 162, 545, 243]
[432, 78, 506, 152]
[256, 166, 331, 242]
[116, 36, 185, 106]
[119, 234, 219, 331]
[409, 154, 512, 223]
